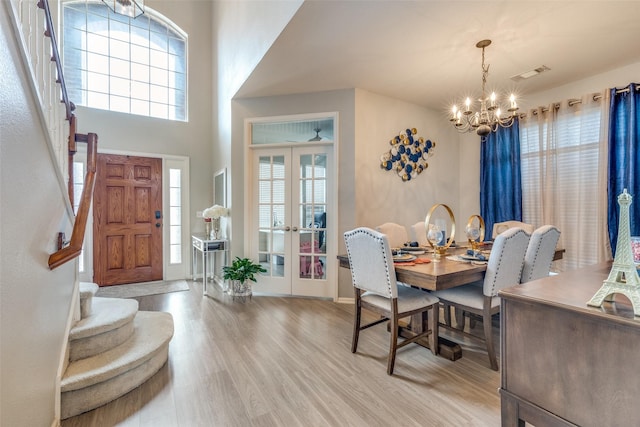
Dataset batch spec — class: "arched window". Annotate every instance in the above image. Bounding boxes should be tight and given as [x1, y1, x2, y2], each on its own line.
[62, 1, 187, 121]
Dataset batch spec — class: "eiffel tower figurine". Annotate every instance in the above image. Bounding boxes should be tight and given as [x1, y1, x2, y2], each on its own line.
[588, 189, 640, 315]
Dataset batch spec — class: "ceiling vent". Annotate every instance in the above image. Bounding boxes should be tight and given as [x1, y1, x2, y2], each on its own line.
[511, 65, 551, 82]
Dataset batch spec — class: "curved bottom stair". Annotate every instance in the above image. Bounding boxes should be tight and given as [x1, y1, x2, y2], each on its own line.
[62, 283, 174, 419]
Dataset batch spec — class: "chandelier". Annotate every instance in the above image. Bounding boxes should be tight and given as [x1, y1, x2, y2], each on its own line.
[450, 40, 518, 137]
[103, 0, 144, 18]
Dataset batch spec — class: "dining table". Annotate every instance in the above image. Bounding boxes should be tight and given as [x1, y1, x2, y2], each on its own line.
[337, 244, 565, 360]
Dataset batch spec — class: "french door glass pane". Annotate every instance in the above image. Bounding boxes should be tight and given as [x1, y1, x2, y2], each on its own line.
[298, 153, 327, 279]
[258, 155, 285, 278]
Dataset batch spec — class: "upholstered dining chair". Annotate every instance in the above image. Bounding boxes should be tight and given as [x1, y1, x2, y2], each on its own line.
[410, 221, 429, 246]
[491, 220, 534, 239]
[344, 227, 440, 375]
[432, 227, 530, 370]
[375, 222, 409, 248]
[521, 225, 561, 283]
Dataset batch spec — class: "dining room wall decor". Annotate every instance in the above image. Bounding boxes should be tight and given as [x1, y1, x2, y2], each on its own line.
[380, 127, 436, 181]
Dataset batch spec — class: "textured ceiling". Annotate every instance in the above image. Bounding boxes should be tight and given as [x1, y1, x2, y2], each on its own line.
[235, 1, 640, 113]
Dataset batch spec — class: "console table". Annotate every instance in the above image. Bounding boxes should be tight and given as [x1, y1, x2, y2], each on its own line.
[192, 234, 228, 297]
[499, 261, 640, 426]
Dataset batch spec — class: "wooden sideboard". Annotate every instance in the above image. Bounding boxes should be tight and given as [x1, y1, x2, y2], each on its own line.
[499, 261, 640, 426]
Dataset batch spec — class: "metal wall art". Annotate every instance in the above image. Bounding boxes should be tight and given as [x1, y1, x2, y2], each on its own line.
[380, 128, 436, 181]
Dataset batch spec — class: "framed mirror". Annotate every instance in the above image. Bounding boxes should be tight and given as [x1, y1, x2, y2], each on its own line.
[214, 168, 226, 207]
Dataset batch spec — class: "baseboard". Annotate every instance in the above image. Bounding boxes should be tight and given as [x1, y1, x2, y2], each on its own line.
[336, 297, 354, 304]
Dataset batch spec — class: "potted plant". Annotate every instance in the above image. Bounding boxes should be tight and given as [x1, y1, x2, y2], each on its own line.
[222, 257, 267, 298]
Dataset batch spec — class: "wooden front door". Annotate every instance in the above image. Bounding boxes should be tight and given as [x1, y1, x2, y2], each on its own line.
[93, 154, 163, 286]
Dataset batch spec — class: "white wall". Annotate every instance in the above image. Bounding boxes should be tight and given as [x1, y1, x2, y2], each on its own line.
[1, 4, 77, 425]
[521, 61, 640, 110]
[354, 89, 462, 233]
[211, 0, 304, 248]
[75, 0, 214, 237]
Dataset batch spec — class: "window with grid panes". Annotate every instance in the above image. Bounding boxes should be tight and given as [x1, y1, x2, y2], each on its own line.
[62, 1, 187, 121]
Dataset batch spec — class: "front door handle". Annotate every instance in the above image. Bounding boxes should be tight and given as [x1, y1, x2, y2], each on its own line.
[156, 223, 161, 228]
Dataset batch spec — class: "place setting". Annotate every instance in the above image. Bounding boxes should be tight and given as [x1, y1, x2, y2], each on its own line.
[392, 244, 432, 265]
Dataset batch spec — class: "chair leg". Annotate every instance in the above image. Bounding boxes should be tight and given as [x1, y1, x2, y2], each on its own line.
[427, 304, 439, 356]
[454, 308, 465, 330]
[483, 309, 498, 371]
[443, 303, 452, 326]
[351, 290, 362, 353]
[469, 314, 477, 329]
[387, 302, 399, 375]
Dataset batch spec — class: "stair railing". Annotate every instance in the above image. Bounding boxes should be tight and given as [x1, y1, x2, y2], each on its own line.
[10, 0, 98, 269]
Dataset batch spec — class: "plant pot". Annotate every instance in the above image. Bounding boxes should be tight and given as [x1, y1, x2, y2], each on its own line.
[228, 280, 252, 298]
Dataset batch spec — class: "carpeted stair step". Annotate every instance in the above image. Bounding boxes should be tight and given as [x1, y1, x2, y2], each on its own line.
[68, 297, 139, 361]
[61, 311, 174, 419]
[79, 282, 99, 318]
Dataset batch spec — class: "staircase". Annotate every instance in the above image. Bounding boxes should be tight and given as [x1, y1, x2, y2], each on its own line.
[61, 283, 174, 419]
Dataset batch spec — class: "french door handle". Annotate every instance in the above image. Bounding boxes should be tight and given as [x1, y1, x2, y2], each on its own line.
[284, 226, 291, 231]
[292, 226, 298, 232]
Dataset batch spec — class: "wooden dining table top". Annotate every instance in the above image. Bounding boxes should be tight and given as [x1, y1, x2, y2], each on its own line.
[337, 246, 565, 292]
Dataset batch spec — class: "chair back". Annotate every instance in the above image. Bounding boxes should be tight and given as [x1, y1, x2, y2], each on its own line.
[521, 225, 561, 283]
[311, 212, 326, 248]
[483, 227, 530, 297]
[375, 222, 408, 248]
[410, 221, 428, 246]
[344, 227, 397, 298]
[492, 220, 534, 239]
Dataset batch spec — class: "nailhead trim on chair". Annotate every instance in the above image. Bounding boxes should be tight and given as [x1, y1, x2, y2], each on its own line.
[521, 225, 561, 283]
[345, 227, 395, 297]
[485, 228, 529, 296]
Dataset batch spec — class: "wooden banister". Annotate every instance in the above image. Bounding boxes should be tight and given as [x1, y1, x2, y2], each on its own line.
[32, 0, 98, 270]
[49, 133, 97, 269]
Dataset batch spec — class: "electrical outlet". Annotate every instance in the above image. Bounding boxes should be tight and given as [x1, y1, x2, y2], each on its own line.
[196, 210, 203, 218]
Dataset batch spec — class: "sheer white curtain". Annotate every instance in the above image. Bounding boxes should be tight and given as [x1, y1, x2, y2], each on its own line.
[520, 91, 611, 272]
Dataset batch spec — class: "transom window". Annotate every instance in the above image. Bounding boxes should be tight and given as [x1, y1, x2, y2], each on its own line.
[62, 1, 187, 121]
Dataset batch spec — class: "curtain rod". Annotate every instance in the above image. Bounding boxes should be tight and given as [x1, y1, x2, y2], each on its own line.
[526, 84, 639, 115]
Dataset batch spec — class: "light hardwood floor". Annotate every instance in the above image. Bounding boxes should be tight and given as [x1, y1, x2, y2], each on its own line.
[61, 281, 501, 426]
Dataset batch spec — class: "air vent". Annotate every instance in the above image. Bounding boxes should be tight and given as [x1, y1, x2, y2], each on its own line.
[511, 65, 551, 82]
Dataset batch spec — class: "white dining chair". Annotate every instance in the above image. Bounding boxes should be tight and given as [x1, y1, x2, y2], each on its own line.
[491, 220, 534, 239]
[410, 221, 429, 246]
[376, 222, 409, 248]
[344, 227, 440, 375]
[521, 225, 561, 283]
[432, 227, 530, 370]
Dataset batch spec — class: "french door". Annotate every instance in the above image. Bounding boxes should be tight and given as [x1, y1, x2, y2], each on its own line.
[251, 145, 333, 298]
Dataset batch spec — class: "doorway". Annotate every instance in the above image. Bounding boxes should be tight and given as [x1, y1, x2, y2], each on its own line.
[93, 153, 163, 286]
[248, 114, 336, 298]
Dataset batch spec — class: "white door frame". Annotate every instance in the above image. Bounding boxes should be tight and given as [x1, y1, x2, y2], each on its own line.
[78, 148, 190, 283]
[244, 112, 339, 301]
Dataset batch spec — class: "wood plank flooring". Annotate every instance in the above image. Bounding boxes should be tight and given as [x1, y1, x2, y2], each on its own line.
[61, 281, 501, 426]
